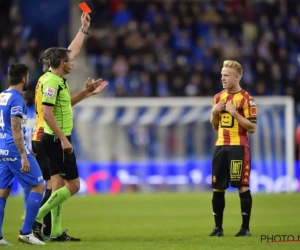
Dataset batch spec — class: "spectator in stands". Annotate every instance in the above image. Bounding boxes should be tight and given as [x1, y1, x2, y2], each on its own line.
[0, 3, 44, 90]
[85, 0, 300, 120]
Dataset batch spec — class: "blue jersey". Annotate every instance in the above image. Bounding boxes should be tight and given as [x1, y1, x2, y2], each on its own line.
[25, 104, 35, 151]
[0, 89, 28, 157]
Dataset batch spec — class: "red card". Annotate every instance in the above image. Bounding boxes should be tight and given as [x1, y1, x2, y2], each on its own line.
[78, 2, 92, 14]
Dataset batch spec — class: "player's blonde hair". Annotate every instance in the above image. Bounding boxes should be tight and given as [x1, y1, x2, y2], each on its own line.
[223, 60, 243, 77]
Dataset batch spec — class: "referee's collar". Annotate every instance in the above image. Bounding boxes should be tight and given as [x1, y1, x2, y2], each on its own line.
[47, 71, 66, 81]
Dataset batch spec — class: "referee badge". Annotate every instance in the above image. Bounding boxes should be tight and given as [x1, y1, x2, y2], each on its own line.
[45, 87, 56, 99]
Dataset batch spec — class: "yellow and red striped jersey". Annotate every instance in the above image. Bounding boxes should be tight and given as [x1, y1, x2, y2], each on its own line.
[213, 89, 257, 146]
[32, 74, 46, 141]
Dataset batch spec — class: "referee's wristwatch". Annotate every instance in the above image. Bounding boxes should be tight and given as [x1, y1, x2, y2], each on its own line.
[79, 28, 89, 35]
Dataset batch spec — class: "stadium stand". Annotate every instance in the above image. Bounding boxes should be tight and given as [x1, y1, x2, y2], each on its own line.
[0, 1, 44, 91]
[0, 0, 300, 161]
[85, 0, 300, 117]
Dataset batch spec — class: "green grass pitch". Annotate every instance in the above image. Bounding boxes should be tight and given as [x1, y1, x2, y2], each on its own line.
[2, 193, 300, 249]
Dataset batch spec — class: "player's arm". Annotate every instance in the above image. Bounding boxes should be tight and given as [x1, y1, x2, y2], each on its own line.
[226, 99, 257, 133]
[11, 116, 27, 158]
[231, 112, 256, 133]
[68, 13, 91, 61]
[210, 98, 225, 130]
[210, 113, 219, 130]
[10, 102, 30, 172]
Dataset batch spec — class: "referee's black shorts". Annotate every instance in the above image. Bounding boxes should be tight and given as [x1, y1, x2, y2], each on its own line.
[41, 133, 78, 180]
[32, 140, 51, 181]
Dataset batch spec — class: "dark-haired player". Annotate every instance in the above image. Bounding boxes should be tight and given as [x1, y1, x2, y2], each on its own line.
[0, 64, 45, 245]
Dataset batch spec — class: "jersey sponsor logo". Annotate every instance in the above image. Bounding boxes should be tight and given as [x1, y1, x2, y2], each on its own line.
[0, 93, 12, 106]
[0, 157, 17, 162]
[230, 160, 243, 181]
[22, 115, 27, 126]
[11, 106, 23, 115]
[249, 100, 256, 106]
[0, 149, 9, 155]
[220, 111, 234, 128]
[0, 133, 6, 139]
[45, 87, 56, 98]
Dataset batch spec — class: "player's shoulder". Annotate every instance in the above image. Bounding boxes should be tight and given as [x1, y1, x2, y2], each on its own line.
[1, 90, 21, 100]
[0, 90, 23, 109]
[239, 90, 256, 107]
[240, 89, 255, 101]
[213, 90, 226, 100]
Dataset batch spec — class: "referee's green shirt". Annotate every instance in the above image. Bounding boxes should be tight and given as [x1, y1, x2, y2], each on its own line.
[42, 72, 73, 136]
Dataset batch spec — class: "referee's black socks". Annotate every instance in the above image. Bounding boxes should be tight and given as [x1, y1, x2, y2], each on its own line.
[212, 191, 225, 229]
[41, 189, 52, 237]
[239, 190, 252, 230]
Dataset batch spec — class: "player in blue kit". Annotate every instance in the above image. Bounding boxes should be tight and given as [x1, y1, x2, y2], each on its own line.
[0, 64, 45, 246]
[21, 87, 36, 220]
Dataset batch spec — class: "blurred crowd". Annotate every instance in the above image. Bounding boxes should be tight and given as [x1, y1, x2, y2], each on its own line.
[1, 0, 300, 107]
[86, 0, 300, 104]
[0, 0, 299, 160]
[0, 1, 44, 91]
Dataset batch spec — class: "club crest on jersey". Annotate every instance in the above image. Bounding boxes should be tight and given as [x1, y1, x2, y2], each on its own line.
[45, 87, 56, 98]
[11, 106, 23, 115]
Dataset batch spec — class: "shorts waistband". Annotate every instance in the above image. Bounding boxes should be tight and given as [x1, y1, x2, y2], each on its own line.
[43, 133, 72, 140]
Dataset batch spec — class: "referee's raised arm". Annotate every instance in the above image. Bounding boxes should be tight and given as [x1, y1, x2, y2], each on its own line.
[68, 12, 91, 61]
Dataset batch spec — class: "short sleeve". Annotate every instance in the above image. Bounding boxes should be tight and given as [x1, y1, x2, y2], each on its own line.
[243, 98, 257, 123]
[10, 96, 24, 119]
[212, 95, 218, 106]
[42, 78, 58, 106]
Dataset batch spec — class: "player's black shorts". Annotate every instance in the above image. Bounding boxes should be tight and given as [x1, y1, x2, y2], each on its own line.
[41, 133, 78, 180]
[31, 140, 51, 181]
[211, 145, 251, 189]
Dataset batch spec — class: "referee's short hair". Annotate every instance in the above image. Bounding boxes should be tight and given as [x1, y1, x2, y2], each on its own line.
[39, 47, 56, 72]
[40, 47, 71, 70]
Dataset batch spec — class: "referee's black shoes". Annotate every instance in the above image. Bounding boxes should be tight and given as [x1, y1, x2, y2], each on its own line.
[50, 229, 81, 242]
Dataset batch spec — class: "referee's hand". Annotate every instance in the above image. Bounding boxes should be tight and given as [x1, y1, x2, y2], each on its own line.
[61, 137, 73, 154]
[83, 78, 108, 98]
[21, 156, 30, 173]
